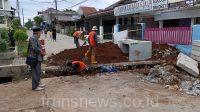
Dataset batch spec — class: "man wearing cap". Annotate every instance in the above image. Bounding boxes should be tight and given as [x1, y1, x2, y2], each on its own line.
[85, 26, 98, 64]
[28, 26, 46, 91]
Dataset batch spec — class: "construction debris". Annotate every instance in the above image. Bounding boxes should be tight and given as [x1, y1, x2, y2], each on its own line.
[180, 80, 200, 96]
[148, 43, 179, 65]
[177, 53, 199, 77]
[145, 65, 180, 85]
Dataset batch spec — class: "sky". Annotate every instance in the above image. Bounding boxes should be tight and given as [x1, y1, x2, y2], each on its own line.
[9, 0, 119, 22]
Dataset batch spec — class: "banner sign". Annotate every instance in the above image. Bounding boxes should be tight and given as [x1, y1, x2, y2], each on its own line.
[114, 0, 168, 16]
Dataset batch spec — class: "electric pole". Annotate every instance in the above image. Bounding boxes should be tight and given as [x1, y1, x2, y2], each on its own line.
[22, 8, 24, 26]
[54, 0, 58, 27]
[16, 0, 20, 21]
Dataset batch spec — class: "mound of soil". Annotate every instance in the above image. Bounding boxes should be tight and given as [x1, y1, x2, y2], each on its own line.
[47, 42, 129, 66]
[149, 44, 179, 65]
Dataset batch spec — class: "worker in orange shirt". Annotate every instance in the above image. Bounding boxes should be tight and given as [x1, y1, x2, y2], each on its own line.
[85, 26, 98, 64]
[67, 60, 87, 75]
[73, 28, 82, 48]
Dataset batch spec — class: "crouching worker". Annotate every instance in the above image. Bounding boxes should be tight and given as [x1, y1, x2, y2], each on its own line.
[66, 61, 87, 75]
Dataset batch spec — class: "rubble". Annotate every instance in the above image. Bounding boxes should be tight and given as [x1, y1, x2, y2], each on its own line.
[177, 53, 199, 77]
[148, 43, 179, 65]
[180, 80, 200, 96]
[145, 65, 180, 85]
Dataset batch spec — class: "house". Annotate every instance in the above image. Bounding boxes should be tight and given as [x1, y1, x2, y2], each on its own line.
[78, 6, 97, 17]
[79, 0, 200, 40]
[38, 8, 80, 32]
[0, 0, 15, 28]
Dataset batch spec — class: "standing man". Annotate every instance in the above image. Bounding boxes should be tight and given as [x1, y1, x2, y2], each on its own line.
[85, 26, 98, 64]
[28, 26, 46, 91]
[52, 27, 57, 42]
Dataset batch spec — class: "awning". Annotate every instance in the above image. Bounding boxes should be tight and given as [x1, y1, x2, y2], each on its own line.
[0, 10, 13, 17]
[154, 7, 200, 21]
[168, 0, 185, 3]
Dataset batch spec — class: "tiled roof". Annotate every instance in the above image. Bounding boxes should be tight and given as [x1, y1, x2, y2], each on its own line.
[79, 7, 97, 16]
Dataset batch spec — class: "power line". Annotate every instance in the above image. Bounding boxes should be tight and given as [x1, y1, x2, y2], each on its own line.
[68, 0, 90, 8]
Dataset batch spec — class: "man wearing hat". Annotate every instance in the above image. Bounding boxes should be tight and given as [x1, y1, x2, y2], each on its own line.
[28, 26, 46, 91]
[85, 26, 98, 64]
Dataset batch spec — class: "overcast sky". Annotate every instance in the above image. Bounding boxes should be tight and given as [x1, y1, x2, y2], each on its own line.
[9, 0, 119, 22]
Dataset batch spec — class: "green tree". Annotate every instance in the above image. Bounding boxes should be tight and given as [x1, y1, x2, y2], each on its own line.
[11, 18, 21, 30]
[0, 28, 8, 41]
[14, 30, 28, 42]
[33, 16, 43, 26]
[25, 19, 33, 29]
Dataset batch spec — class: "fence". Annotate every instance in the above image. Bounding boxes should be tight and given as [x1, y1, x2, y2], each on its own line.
[144, 27, 192, 45]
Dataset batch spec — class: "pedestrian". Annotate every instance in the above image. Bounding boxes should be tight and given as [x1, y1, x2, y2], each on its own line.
[66, 60, 87, 75]
[52, 27, 57, 42]
[26, 26, 46, 91]
[44, 29, 48, 38]
[85, 26, 98, 64]
[47, 29, 53, 41]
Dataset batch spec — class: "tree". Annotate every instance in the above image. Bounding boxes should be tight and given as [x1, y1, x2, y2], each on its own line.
[14, 30, 28, 42]
[33, 16, 43, 26]
[0, 28, 9, 41]
[11, 18, 21, 30]
[25, 19, 33, 29]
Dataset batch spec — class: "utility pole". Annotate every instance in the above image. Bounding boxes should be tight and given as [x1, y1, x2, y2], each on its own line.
[54, 0, 58, 27]
[22, 8, 24, 26]
[16, 0, 20, 21]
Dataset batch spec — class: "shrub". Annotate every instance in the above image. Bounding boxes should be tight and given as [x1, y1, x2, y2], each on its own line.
[0, 28, 8, 40]
[0, 39, 8, 52]
[14, 30, 28, 42]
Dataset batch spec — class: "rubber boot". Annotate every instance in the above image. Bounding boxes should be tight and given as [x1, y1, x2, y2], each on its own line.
[91, 55, 97, 64]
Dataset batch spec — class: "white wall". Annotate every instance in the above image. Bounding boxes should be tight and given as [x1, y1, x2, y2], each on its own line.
[4, 0, 11, 10]
[0, 0, 11, 10]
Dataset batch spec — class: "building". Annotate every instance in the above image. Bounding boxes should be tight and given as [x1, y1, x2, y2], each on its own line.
[76, 6, 97, 30]
[38, 8, 80, 32]
[0, 0, 15, 28]
[79, 0, 200, 40]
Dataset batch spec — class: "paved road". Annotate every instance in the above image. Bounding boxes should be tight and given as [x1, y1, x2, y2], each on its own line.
[28, 31, 84, 60]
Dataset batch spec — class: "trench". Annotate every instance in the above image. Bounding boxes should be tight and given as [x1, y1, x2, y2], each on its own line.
[0, 77, 13, 84]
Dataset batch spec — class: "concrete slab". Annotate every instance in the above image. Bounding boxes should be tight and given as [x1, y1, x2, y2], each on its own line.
[177, 53, 199, 77]
[119, 39, 152, 61]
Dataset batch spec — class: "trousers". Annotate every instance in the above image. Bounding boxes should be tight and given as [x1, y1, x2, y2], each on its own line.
[31, 62, 41, 90]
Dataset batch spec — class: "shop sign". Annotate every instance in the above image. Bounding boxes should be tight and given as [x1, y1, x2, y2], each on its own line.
[114, 0, 168, 16]
[153, 0, 168, 10]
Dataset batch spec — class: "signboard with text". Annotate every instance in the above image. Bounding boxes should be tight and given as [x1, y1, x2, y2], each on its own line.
[114, 0, 168, 16]
[153, 0, 168, 10]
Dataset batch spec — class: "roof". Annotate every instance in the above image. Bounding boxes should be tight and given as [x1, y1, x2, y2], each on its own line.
[39, 8, 78, 15]
[79, 7, 97, 16]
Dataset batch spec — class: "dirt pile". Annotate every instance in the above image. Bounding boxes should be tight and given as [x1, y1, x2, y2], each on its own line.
[47, 42, 128, 66]
[149, 44, 179, 65]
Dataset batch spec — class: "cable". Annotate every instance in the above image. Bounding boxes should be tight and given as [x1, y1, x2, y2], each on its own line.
[68, 0, 90, 8]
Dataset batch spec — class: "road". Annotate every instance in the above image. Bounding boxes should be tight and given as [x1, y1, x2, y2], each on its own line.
[0, 71, 200, 112]
[28, 31, 84, 60]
